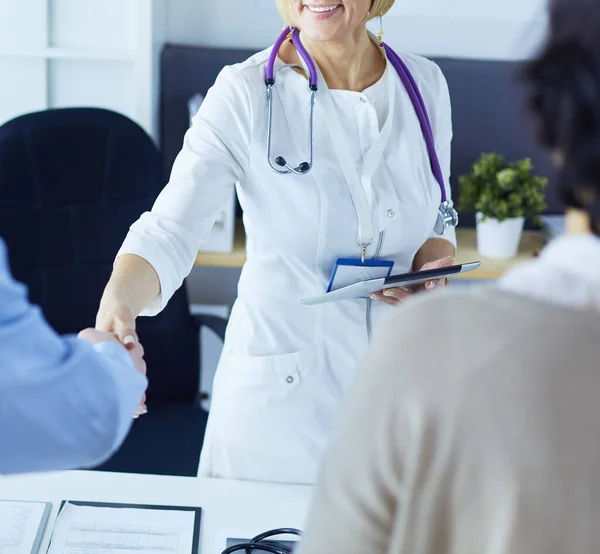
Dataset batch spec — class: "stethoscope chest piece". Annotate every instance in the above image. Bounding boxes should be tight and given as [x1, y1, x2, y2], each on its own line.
[434, 200, 459, 235]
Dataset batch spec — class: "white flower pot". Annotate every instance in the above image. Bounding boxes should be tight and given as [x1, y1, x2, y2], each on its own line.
[476, 213, 525, 259]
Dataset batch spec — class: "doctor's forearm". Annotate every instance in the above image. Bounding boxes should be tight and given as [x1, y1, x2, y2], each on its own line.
[102, 254, 161, 317]
[413, 238, 456, 270]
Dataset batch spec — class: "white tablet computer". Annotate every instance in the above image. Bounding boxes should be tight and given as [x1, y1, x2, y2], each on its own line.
[301, 261, 481, 306]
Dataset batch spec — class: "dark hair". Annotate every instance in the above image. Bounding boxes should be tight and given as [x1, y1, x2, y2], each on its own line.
[522, 0, 600, 234]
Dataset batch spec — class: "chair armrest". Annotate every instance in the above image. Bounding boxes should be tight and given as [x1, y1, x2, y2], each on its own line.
[192, 314, 228, 406]
[192, 314, 228, 340]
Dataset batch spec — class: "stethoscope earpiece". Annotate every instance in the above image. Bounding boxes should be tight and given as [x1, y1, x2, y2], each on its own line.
[265, 27, 318, 177]
[274, 156, 311, 175]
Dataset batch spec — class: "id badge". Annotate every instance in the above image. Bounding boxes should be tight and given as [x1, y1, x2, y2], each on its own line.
[327, 258, 394, 296]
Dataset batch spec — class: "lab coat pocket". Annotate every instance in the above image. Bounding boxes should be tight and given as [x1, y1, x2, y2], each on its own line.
[209, 347, 322, 459]
[216, 348, 316, 402]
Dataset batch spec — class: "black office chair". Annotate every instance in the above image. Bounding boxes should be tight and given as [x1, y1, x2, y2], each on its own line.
[0, 107, 226, 476]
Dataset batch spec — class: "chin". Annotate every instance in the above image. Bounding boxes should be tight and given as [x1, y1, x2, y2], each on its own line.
[296, 20, 349, 42]
[300, 28, 347, 41]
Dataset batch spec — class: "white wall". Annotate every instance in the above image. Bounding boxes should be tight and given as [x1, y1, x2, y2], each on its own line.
[166, 0, 549, 60]
[0, 0, 164, 138]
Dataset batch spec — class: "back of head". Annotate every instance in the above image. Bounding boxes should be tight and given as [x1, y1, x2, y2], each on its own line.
[522, 0, 600, 235]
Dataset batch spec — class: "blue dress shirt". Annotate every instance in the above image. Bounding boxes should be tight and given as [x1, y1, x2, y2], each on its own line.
[0, 239, 147, 474]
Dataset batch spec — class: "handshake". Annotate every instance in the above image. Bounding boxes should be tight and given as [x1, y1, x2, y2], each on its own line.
[78, 327, 148, 419]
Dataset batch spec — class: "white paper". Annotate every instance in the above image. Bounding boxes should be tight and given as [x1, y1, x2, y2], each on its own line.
[47, 504, 195, 554]
[0, 500, 48, 554]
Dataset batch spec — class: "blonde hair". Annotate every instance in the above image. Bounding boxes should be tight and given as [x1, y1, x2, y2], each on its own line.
[275, 0, 395, 25]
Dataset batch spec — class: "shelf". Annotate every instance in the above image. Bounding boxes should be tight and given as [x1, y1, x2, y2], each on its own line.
[0, 47, 135, 61]
[195, 224, 247, 269]
[195, 225, 548, 280]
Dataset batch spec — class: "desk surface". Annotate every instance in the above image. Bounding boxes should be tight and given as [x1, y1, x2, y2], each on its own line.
[195, 224, 547, 280]
[0, 471, 312, 553]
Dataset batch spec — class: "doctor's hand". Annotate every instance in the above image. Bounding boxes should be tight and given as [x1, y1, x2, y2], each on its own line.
[78, 328, 148, 418]
[95, 295, 147, 417]
[370, 255, 454, 307]
[96, 293, 138, 349]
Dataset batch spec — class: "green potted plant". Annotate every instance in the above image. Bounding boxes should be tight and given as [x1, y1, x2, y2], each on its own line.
[458, 153, 548, 259]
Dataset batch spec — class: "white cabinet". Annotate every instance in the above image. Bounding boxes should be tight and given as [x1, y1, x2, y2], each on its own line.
[0, 0, 166, 141]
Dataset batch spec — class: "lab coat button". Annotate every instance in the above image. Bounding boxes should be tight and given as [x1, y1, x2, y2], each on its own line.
[286, 376, 295, 384]
[387, 209, 396, 218]
[359, 96, 367, 103]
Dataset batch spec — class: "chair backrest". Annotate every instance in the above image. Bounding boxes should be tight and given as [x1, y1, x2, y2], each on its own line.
[0, 107, 199, 403]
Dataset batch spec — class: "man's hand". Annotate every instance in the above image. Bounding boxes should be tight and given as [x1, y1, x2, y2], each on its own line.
[78, 328, 147, 418]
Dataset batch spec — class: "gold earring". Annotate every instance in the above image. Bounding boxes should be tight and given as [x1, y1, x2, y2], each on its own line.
[377, 15, 384, 47]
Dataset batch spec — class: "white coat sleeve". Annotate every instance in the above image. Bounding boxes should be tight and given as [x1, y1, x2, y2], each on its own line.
[428, 64, 457, 247]
[117, 66, 252, 315]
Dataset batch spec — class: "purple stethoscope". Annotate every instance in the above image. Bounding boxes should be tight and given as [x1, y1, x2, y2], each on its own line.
[265, 26, 458, 235]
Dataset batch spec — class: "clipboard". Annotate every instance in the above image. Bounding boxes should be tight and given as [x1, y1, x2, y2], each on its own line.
[302, 261, 481, 305]
[58, 500, 202, 553]
[32, 502, 51, 554]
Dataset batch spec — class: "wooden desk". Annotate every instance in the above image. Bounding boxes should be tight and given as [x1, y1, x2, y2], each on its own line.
[195, 225, 547, 281]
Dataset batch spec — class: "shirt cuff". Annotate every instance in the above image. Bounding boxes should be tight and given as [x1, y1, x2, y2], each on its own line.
[115, 212, 199, 317]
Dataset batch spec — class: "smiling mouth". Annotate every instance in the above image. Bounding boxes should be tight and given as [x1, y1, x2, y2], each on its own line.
[304, 4, 341, 13]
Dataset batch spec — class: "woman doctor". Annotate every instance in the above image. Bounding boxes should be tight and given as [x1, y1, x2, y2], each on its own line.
[96, 0, 457, 484]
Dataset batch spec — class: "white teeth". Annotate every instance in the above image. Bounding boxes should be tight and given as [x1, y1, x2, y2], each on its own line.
[307, 5, 339, 13]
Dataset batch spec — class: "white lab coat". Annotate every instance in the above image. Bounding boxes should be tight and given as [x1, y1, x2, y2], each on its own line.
[117, 41, 456, 484]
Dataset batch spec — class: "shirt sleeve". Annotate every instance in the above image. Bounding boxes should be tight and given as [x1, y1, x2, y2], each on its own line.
[0, 240, 147, 475]
[427, 63, 457, 247]
[117, 65, 252, 316]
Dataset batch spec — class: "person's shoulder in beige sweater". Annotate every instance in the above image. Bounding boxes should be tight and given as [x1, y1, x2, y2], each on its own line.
[297, 0, 600, 550]
[299, 283, 600, 554]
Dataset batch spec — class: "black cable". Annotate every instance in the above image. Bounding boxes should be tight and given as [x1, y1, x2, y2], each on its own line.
[221, 544, 289, 554]
[221, 528, 302, 554]
[250, 528, 302, 545]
